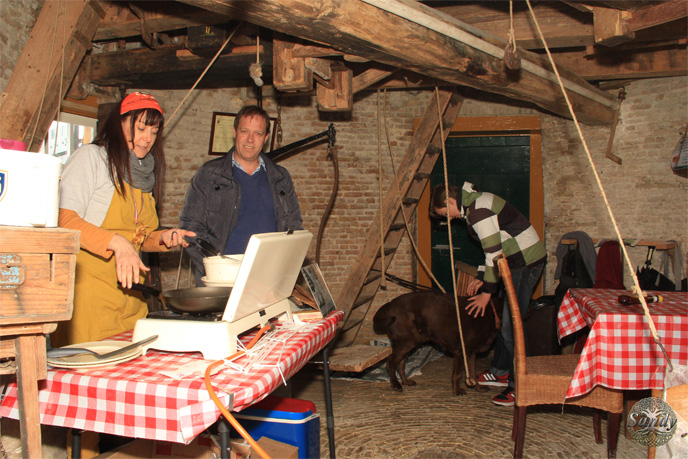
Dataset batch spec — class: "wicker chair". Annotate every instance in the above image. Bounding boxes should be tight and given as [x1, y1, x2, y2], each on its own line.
[497, 256, 624, 459]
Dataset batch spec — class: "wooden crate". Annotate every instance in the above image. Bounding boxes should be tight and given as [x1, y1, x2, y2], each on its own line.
[0, 226, 80, 324]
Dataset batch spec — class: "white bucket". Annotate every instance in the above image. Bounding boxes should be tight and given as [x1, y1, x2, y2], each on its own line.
[203, 254, 244, 283]
[0, 149, 63, 227]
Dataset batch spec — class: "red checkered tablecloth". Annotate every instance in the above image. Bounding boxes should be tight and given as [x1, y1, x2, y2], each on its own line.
[557, 289, 688, 398]
[0, 311, 342, 444]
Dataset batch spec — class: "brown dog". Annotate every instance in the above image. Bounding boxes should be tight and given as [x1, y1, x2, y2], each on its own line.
[372, 290, 499, 395]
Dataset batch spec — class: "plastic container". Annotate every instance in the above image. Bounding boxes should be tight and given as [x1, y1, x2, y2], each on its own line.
[203, 254, 243, 283]
[0, 149, 62, 227]
[233, 396, 320, 459]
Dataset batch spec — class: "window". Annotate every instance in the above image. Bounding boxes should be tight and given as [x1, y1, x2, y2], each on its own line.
[40, 112, 96, 164]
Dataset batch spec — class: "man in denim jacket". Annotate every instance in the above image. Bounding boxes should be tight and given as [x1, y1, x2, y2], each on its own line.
[181, 105, 302, 285]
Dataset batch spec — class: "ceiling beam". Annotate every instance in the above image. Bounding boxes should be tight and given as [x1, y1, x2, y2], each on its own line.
[179, 0, 616, 124]
[0, 0, 105, 151]
[626, 0, 688, 33]
[553, 44, 687, 80]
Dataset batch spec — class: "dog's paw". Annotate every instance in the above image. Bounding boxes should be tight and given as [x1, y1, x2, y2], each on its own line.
[403, 379, 417, 387]
[475, 385, 490, 393]
[453, 388, 467, 396]
[465, 380, 477, 389]
[391, 382, 403, 392]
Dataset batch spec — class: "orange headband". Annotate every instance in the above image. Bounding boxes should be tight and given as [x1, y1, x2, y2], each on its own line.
[120, 92, 163, 115]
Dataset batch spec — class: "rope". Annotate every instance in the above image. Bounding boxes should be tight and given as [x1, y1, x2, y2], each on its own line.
[379, 89, 446, 293]
[434, 86, 472, 386]
[524, 0, 671, 370]
[165, 23, 241, 128]
[376, 91, 387, 288]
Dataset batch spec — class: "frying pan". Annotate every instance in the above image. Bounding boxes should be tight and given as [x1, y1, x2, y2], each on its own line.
[128, 283, 231, 314]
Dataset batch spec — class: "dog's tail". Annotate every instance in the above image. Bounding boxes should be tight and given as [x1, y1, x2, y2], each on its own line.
[372, 303, 396, 334]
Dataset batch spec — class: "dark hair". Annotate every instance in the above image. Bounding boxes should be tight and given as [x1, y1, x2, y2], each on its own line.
[93, 101, 165, 201]
[429, 184, 460, 219]
[234, 105, 270, 134]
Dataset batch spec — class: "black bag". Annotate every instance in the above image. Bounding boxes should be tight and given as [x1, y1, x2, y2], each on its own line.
[525, 296, 561, 356]
[636, 246, 675, 291]
[554, 246, 593, 306]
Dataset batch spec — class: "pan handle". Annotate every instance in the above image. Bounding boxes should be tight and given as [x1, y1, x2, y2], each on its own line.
[126, 282, 161, 297]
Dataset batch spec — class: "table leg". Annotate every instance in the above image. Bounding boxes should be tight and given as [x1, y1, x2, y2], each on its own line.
[15, 335, 42, 459]
[321, 346, 336, 459]
[218, 417, 230, 459]
[71, 429, 81, 459]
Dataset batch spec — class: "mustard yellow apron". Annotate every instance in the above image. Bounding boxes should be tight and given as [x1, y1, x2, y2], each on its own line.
[54, 184, 158, 346]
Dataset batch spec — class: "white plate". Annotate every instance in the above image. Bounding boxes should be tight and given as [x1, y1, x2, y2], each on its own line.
[201, 276, 235, 287]
[47, 340, 143, 369]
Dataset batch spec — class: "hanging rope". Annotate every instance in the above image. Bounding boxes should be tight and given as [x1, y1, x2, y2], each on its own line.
[524, 0, 672, 370]
[376, 90, 388, 289]
[434, 86, 473, 386]
[165, 23, 241, 128]
[504, 0, 521, 70]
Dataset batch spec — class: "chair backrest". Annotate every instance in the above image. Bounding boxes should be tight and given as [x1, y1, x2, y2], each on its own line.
[497, 256, 527, 376]
[455, 261, 478, 297]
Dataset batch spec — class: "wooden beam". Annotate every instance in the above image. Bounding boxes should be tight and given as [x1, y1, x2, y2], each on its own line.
[626, 0, 688, 33]
[0, 0, 105, 151]
[272, 33, 313, 91]
[94, 2, 230, 40]
[317, 69, 353, 111]
[552, 45, 687, 80]
[89, 43, 264, 89]
[179, 0, 615, 124]
[593, 6, 635, 46]
[352, 67, 397, 93]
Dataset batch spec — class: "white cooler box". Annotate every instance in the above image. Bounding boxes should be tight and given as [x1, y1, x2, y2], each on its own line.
[0, 148, 62, 227]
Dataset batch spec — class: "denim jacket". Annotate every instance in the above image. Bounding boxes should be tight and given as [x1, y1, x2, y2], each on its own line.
[180, 150, 303, 284]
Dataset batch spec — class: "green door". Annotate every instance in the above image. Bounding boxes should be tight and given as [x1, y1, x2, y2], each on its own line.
[430, 135, 531, 293]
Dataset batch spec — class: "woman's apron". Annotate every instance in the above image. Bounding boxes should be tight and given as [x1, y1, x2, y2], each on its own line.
[54, 183, 158, 346]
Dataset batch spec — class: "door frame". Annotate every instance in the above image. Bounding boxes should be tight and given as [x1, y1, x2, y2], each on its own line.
[417, 115, 543, 295]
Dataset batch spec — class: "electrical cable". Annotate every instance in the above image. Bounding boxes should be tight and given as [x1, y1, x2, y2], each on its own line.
[204, 325, 274, 459]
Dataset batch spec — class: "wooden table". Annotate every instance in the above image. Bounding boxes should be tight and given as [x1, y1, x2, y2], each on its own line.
[1, 312, 342, 453]
[0, 227, 79, 458]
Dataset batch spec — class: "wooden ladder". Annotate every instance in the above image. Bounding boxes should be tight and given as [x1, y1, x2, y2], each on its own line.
[328, 87, 465, 372]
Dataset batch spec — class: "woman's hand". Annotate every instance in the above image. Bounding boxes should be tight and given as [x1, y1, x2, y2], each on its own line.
[108, 233, 149, 289]
[466, 292, 492, 318]
[467, 278, 484, 296]
[159, 229, 196, 248]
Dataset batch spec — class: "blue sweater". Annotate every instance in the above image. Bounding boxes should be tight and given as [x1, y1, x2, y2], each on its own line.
[224, 166, 277, 254]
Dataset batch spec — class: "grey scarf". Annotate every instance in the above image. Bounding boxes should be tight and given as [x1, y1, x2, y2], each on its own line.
[128, 151, 155, 193]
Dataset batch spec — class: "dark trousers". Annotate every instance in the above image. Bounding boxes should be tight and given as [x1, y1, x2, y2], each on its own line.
[489, 262, 544, 386]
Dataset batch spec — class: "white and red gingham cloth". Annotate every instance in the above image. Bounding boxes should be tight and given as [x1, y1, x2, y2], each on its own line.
[0, 311, 342, 444]
[557, 289, 688, 398]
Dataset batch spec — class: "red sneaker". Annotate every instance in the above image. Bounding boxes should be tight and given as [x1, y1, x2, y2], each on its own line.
[492, 387, 515, 406]
[476, 371, 510, 387]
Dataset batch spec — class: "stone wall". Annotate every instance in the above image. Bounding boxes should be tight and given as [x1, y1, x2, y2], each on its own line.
[0, 0, 43, 92]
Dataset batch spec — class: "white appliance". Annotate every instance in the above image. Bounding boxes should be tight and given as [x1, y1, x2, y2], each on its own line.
[132, 230, 313, 360]
[0, 148, 62, 227]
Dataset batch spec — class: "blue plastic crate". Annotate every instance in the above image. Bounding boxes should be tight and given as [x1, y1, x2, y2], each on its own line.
[233, 397, 320, 459]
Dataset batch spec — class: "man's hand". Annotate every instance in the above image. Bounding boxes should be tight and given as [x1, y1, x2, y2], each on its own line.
[467, 278, 484, 296]
[466, 292, 491, 318]
[108, 233, 149, 289]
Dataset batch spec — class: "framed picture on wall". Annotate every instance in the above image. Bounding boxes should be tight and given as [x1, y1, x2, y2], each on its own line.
[209, 112, 278, 155]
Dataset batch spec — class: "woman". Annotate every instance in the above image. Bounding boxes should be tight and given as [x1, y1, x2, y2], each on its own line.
[53, 92, 195, 346]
